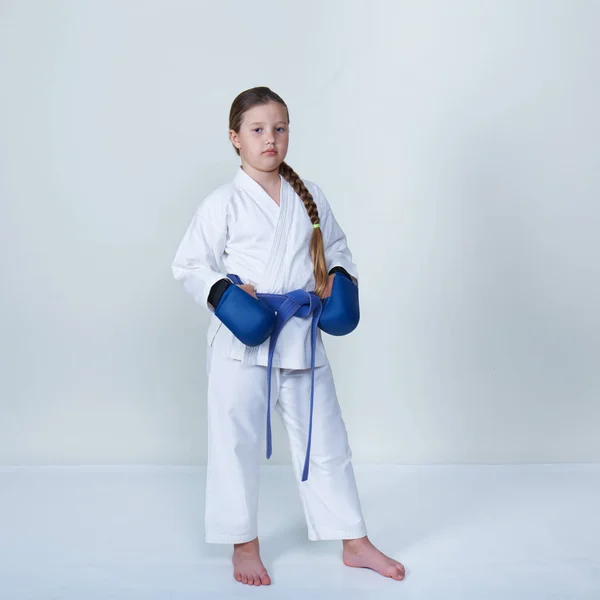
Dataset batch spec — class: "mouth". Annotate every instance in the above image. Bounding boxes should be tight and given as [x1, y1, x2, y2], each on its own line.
[263, 149, 277, 154]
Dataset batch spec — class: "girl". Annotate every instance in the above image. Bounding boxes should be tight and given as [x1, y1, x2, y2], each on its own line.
[172, 87, 405, 586]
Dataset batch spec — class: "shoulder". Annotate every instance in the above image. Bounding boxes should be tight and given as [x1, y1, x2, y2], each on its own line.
[302, 178, 323, 198]
[196, 182, 236, 219]
[302, 178, 331, 214]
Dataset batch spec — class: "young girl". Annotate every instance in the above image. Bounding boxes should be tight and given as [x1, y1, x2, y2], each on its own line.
[172, 86, 405, 586]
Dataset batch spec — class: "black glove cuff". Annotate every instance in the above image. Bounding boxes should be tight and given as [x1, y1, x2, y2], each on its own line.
[208, 278, 233, 309]
[328, 266, 353, 281]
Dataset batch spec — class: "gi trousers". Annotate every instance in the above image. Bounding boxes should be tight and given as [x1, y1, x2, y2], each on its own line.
[204, 326, 368, 543]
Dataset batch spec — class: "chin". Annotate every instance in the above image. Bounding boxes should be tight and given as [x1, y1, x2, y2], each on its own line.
[263, 155, 283, 167]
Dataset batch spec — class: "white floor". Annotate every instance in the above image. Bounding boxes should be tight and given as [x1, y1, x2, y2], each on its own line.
[0, 464, 598, 599]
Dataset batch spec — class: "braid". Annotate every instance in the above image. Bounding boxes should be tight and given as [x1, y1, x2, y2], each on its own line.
[279, 161, 329, 298]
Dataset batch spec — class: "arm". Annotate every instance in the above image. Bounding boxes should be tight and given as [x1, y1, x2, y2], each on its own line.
[316, 185, 358, 285]
[171, 194, 232, 312]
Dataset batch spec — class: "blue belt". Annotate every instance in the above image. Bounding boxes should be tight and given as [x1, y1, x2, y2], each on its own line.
[227, 274, 322, 482]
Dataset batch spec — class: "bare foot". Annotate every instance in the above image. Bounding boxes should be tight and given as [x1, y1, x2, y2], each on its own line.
[342, 536, 405, 580]
[232, 537, 271, 586]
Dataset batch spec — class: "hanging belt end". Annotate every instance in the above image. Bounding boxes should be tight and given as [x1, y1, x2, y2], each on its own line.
[301, 462, 310, 482]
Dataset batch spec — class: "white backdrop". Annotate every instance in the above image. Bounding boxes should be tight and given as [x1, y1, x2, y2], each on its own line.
[1, 0, 598, 466]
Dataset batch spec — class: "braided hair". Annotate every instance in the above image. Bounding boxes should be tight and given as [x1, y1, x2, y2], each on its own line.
[228, 86, 329, 298]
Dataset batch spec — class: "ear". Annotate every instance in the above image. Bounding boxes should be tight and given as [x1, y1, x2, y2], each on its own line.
[229, 129, 241, 149]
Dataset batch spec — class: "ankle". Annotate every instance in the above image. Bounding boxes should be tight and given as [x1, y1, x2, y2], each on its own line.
[342, 535, 368, 548]
[234, 537, 259, 551]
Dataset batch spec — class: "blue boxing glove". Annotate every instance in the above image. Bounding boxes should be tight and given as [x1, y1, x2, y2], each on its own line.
[214, 282, 276, 347]
[318, 270, 360, 336]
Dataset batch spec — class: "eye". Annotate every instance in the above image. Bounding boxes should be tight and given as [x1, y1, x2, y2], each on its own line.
[277, 127, 285, 132]
[253, 128, 262, 133]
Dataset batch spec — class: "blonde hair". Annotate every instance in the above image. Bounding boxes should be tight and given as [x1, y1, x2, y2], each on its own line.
[229, 86, 328, 298]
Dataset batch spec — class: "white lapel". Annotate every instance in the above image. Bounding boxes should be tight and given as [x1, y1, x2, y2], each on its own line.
[232, 166, 294, 291]
[233, 166, 281, 224]
[261, 174, 294, 291]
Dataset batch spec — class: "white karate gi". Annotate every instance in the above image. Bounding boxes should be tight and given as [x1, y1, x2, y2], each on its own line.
[172, 166, 367, 543]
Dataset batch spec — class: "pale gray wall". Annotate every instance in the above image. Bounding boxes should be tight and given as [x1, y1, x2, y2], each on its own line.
[1, 0, 598, 465]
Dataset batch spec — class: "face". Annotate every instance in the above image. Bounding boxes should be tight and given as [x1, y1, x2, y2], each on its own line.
[229, 101, 289, 173]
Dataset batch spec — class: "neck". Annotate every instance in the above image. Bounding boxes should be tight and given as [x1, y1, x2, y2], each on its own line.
[240, 161, 281, 190]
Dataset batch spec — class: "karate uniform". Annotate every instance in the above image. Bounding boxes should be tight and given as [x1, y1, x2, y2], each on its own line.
[172, 166, 367, 543]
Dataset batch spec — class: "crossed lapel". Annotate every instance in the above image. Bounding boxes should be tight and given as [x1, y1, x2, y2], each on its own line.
[232, 166, 294, 291]
[233, 166, 281, 226]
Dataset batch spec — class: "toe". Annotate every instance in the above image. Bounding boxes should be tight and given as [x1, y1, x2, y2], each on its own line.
[383, 564, 402, 580]
[241, 574, 248, 584]
[261, 572, 271, 585]
[253, 575, 261, 586]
